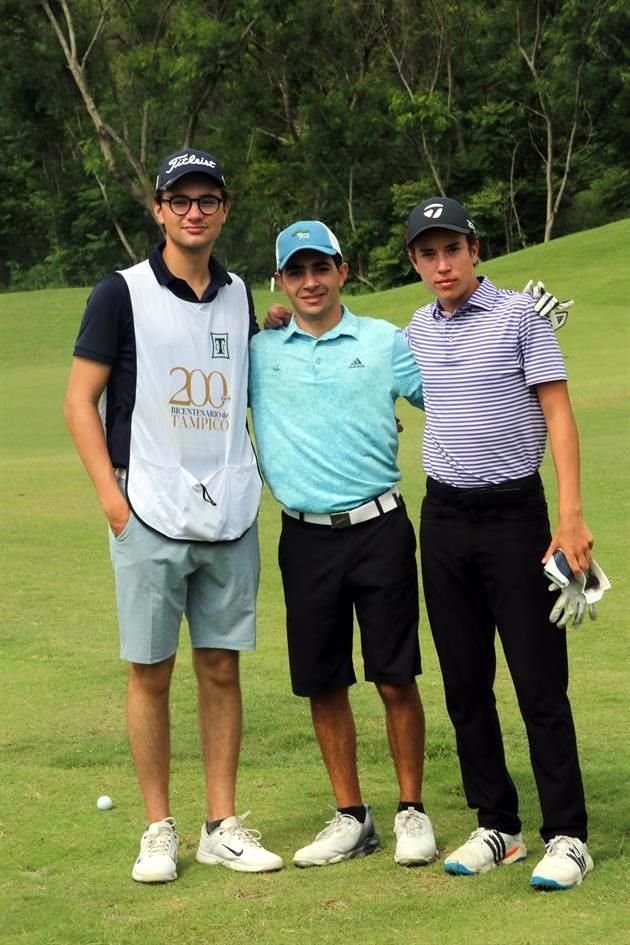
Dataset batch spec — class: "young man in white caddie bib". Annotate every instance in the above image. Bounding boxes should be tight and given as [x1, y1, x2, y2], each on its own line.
[64, 148, 283, 882]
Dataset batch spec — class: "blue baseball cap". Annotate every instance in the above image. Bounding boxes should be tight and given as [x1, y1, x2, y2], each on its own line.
[276, 220, 342, 270]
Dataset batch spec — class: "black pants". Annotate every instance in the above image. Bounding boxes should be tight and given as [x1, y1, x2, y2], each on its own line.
[420, 475, 587, 842]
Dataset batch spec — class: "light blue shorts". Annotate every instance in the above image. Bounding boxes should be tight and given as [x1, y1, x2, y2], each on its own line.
[108, 511, 260, 664]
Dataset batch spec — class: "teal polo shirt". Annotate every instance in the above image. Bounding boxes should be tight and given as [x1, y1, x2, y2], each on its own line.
[249, 307, 424, 514]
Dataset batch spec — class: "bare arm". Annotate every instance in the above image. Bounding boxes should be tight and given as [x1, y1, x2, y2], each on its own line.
[536, 379, 593, 573]
[64, 357, 130, 536]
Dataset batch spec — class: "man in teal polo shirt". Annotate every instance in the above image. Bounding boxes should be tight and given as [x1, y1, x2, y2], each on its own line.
[249, 220, 437, 869]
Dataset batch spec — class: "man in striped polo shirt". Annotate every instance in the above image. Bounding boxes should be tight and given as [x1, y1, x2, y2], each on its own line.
[405, 197, 594, 890]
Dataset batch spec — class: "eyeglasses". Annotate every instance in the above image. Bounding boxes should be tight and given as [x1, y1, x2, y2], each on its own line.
[160, 194, 225, 216]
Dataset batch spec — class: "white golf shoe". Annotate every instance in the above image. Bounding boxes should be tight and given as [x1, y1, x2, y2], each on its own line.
[530, 836, 594, 890]
[196, 812, 284, 873]
[131, 817, 179, 883]
[393, 808, 437, 866]
[444, 827, 527, 875]
[293, 806, 380, 867]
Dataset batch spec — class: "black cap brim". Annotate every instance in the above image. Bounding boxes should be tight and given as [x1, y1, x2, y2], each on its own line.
[407, 222, 473, 245]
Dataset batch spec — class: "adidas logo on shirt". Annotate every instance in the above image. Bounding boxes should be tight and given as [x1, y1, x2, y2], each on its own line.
[348, 358, 365, 368]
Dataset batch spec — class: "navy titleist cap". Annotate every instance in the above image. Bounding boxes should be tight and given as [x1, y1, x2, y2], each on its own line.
[276, 220, 342, 270]
[155, 149, 226, 191]
[406, 197, 476, 246]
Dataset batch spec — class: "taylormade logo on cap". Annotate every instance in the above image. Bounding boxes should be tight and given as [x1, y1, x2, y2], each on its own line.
[422, 203, 449, 219]
[276, 220, 342, 270]
[406, 197, 476, 245]
[155, 148, 226, 190]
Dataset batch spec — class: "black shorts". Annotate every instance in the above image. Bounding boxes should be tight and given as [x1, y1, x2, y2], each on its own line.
[278, 506, 421, 697]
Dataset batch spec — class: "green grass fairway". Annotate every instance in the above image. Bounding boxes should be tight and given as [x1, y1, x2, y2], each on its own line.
[1, 221, 628, 945]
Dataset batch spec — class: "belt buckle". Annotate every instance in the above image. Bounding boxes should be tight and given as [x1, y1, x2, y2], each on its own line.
[330, 511, 352, 529]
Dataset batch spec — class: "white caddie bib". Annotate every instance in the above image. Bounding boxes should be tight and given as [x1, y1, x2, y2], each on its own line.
[119, 260, 261, 541]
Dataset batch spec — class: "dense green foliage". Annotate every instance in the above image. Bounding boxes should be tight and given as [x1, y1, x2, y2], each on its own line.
[1, 0, 628, 290]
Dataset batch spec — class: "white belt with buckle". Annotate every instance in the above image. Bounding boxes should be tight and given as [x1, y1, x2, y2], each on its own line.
[282, 487, 402, 528]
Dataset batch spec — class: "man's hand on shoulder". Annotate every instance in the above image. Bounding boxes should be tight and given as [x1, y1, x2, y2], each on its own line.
[265, 304, 292, 329]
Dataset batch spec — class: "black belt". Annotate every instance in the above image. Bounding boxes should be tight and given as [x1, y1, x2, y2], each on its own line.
[425, 473, 542, 509]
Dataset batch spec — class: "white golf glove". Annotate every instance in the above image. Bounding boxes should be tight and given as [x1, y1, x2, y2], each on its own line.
[544, 550, 611, 629]
[523, 279, 574, 330]
[548, 580, 596, 628]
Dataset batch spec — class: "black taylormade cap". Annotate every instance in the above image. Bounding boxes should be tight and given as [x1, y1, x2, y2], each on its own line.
[155, 149, 226, 191]
[406, 197, 476, 246]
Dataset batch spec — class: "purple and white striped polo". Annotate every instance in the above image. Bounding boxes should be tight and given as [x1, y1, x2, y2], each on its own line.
[404, 276, 567, 488]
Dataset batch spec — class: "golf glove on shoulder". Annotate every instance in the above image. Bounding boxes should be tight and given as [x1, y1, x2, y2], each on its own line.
[523, 279, 574, 331]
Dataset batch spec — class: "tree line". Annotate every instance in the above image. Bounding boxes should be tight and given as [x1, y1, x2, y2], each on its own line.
[1, 0, 628, 292]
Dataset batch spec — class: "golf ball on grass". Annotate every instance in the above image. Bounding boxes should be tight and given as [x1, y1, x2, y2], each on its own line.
[97, 795, 114, 811]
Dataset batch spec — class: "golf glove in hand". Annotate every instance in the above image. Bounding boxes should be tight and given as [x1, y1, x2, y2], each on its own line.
[544, 550, 610, 629]
[523, 279, 574, 330]
[548, 580, 596, 629]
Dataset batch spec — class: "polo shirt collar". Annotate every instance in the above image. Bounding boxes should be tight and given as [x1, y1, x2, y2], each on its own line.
[282, 305, 359, 342]
[149, 242, 232, 302]
[431, 275, 497, 319]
